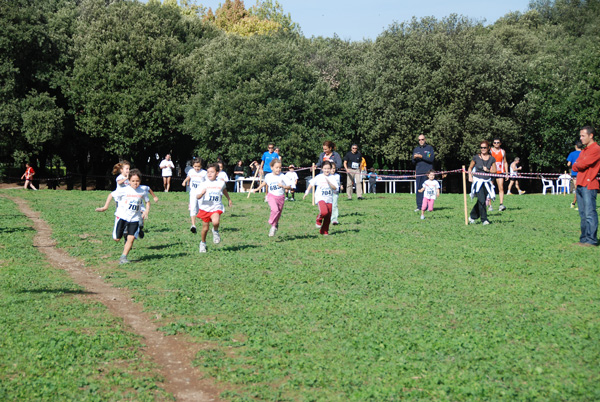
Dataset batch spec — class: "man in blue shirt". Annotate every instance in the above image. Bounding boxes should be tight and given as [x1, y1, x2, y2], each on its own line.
[260, 143, 280, 176]
[567, 141, 582, 208]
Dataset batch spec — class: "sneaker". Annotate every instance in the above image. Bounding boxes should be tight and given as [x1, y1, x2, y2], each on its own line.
[519, 190, 526, 195]
[332, 221, 339, 225]
[357, 197, 364, 200]
[190, 225, 197, 234]
[482, 220, 491, 225]
[469, 218, 476, 224]
[316, 223, 322, 229]
[571, 203, 575, 209]
[119, 255, 130, 264]
[347, 197, 352, 200]
[269, 226, 276, 237]
[199, 242, 207, 253]
[138, 228, 145, 239]
[212, 230, 221, 244]
[506, 192, 512, 195]
[488, 206, 493, 211]
[420, 215, 425, 220]
[499, 205, 506, 211]
[414, 208, 420, 212]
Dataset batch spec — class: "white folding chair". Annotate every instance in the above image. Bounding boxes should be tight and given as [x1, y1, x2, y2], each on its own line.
[556, 177, 570, 194]
[541, 177, 555, 195]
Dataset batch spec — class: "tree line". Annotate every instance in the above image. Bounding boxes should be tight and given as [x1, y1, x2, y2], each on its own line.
[1, 0, 599, 186]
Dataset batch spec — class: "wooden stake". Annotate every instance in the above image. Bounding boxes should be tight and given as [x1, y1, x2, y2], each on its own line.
[462, 165, 468, 225]
[247, 166, 260, 198]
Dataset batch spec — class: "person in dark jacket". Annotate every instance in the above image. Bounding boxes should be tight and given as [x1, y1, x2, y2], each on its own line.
[412, 135, 435, 211]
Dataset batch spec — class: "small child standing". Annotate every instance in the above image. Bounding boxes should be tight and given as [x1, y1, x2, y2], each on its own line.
[284, 165, 298, 201]
[252, 159, 291, 236]
[95, 169, 150, 264]
[181, 159, 207, 233]
[418, 170, 441, 220]
[21, 163, 38, 190]
[367, 168, 378, 194]
[303, 161, 338, 235]
[196, 163, 233, 253]
[330, 163, 341, 225]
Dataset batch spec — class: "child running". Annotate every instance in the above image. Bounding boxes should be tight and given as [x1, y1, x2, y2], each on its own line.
[418, 170, 440, 220]
[196, 163, 233, 253]
[181, 159, 206, 233]
[330, 162, 341, 225]
[303, 161, 338, 235]
[284, 165, 298, 201]
[252, 159, 291, 236]
[21, 163, 38, 190]
[95, 169, 150, 264]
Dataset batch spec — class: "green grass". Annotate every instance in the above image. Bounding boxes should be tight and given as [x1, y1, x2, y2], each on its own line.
[0, 196, 171, 401]
[3, 188, 600, 401]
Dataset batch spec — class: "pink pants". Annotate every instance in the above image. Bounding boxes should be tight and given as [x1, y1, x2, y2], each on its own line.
[421, 198, 435, 212]
[267, 193, 285, 227]
[317, 201, 332, 234]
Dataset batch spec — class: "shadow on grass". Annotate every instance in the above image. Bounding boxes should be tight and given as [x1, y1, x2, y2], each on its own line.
[219, 244, 260, 252]
[341, 212, 365, 217]
[17, 288, 95, 295]
[0, 226, 35, 234]
[146, 242, 184, 250]
[137, 252, 189, 261]
[276, 233, 319, 241]
[331, 228, 360, 235]
[221, 227, 240, 232]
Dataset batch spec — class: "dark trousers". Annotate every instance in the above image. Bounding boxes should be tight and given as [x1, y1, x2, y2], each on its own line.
[470, 185, 489, 222]
[415, 175, 426, 208]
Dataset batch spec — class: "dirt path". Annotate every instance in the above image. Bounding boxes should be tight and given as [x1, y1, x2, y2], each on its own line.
[5, 195, 222, 402]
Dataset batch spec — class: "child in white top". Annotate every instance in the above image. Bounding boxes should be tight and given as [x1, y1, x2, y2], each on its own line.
[159, 154, 175, 192]
[284, 165, 298, 201]
[95, 169, 150, 264]
[217, 162, 229, 182]
[252, 159, 292, 237]
[418, 170, 440, 220]
[303, 161, 338, 235]
[196, 163, 233, 253]
[181, 159, 207, 233]
[330, 163, 342, 225]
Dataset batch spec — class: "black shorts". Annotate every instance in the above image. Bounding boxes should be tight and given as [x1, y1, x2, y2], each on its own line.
[112, 218, 139, 240]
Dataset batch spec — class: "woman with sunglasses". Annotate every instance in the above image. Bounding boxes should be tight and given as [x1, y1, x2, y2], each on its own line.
[468, 140, 497, 225]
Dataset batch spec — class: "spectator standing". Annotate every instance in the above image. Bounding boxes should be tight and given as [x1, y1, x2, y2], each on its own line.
[315, 140, 342, 172]
[412, 135, 435, 211]
[260, 144, 280, 176]
[159, 154, 175, 192]
[567, 141, 582, 208]
[367, 168, 378, 194]
[233, 160, 245, 192]
[572, 126, 600, 246]
[343, 144, 364, 200]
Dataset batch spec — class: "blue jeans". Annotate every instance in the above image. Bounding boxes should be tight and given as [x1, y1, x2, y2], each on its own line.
[576, 186, 598, 245]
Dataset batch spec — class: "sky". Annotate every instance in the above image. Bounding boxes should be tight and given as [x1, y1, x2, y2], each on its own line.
[197, 0, 533, 41]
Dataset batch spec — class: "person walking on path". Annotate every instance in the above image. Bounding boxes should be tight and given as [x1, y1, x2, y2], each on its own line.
[490, 138, 509, 211]
[412, 135, 434, 211]
[343, 144, 364, 200]
[567, 141, 582, 208]
[572, 126, 600, 246]
[159, 154, 175, 192]
[21, 163, 38, 190]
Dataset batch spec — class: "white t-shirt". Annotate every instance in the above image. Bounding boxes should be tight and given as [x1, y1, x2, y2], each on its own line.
[116, 174, 129, 189]
[309, 174, 337, 203]
[331, 173, 341, 194]
[217, 171, 229, 182]
[284, 171, 298, 189]
[422, 179, 440, 200]
[187, 169, 207, 192]
[197, 179, 226, 212]
[159, 159, 174, 177]
[264, 173, 287, 196]
[111, 186, 150, 222]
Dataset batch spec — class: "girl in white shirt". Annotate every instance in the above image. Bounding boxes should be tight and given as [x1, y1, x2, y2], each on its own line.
[303, 161, 338, 235]
[195, 164, 233, 253]
[418, 170, 441, 220]
[252, 159, 292, 236]
[95, 169, 150, 264]
[181, 159, 207, 233]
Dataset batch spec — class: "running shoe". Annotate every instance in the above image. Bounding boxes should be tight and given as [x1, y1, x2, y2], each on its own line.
[119, 255, 130, 264]
[190, 225, 197, 234]
[199, 242, 207, 253]
[269, 226, 276, 237]
[482, 220, 491, 225]
[212, 230, 221, 244]
[499, 205, 506, 211]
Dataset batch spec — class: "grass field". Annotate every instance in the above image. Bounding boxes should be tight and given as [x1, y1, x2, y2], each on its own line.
[1, 188, 599, 401]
